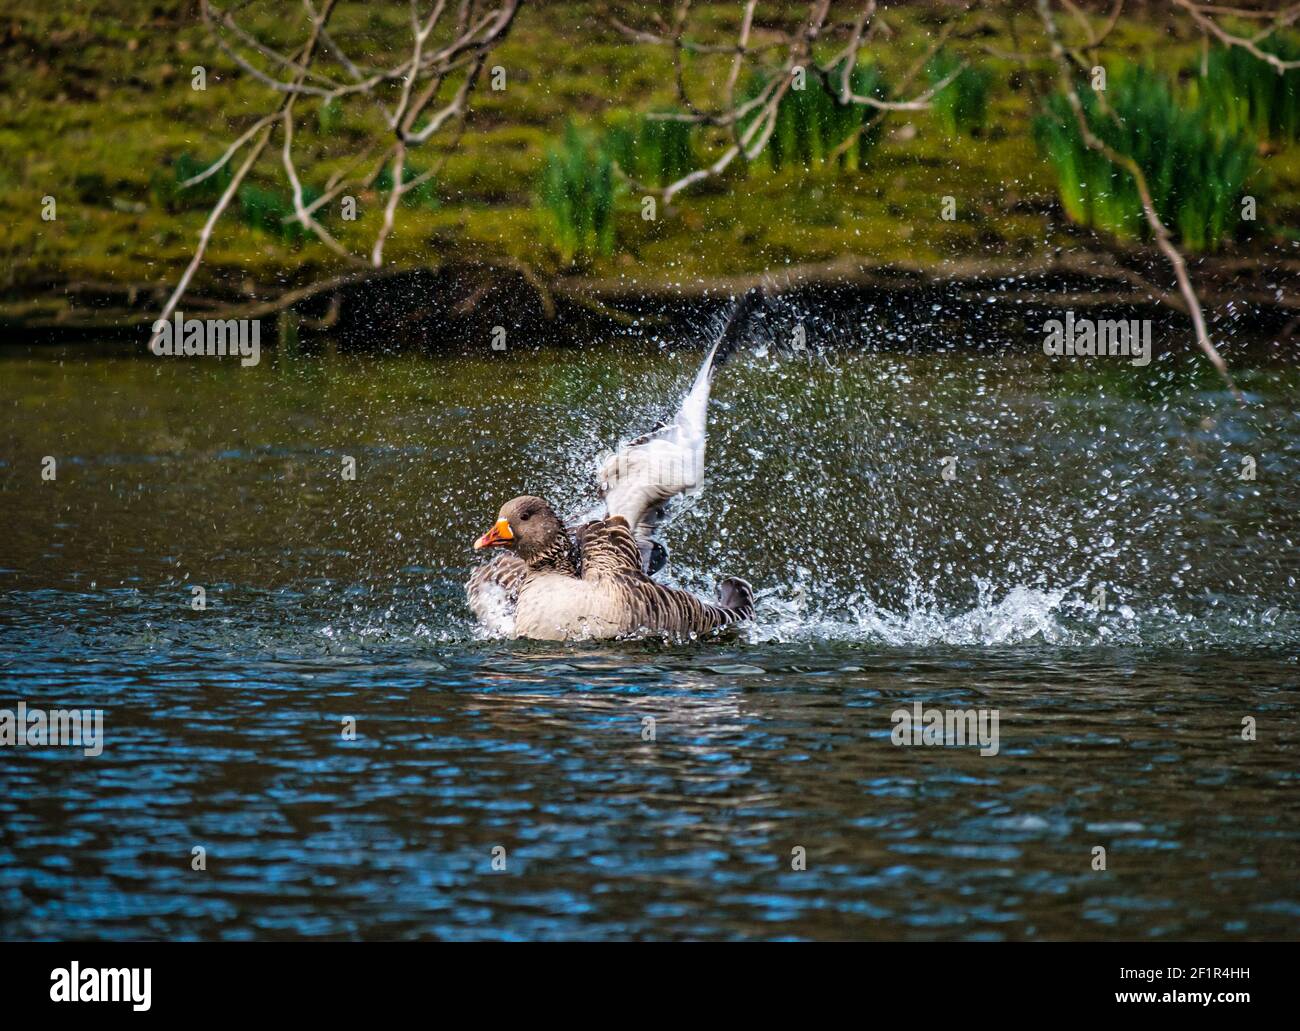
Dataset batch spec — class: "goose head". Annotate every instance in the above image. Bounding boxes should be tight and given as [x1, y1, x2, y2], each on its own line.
[473, 495, 567, 564]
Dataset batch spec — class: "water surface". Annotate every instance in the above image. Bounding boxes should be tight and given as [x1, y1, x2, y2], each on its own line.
[1, 341, 1296, 940]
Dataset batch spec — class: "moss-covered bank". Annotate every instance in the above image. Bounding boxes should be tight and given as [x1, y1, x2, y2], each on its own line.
[1, 1, 1298, 339]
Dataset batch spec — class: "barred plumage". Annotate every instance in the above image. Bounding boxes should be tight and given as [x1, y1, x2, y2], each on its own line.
[473, 500, 753, 641]
[467, 288, 766, 639]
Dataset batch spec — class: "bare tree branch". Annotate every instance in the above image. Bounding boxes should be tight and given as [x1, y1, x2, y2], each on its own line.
[1036, 0, 1245, 403]
[153, 0, 520, 330]
[615, 0, 973, 200]
[1173, 0, 1300, 71]
[151, 0, 341, 350]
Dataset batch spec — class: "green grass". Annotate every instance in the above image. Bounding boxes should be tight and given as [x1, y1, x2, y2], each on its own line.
[750, 62, 888, 173]
[0, 1, 1297, 298]
[927, 52, 992, 137]
[602, 112, 696, 188]
[535, 122, 617, 265]
[149, 152, 233, 212]
[235, 183, 323, 243]
[1190, 37, 1300, 143]
[1034, 65, 1258, 251]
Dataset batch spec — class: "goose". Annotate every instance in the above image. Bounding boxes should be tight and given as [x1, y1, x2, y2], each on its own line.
[466, 288, 764, 640]
[472, 496, 753, 640]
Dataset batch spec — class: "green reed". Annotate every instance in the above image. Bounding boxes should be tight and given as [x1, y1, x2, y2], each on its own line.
[603, 112, 695, 187]
[235, 183, 324, 243]
[535, 122, 617, 265]
[1034, 65, 1256, 252]
[749, 61, 888, 173]
[1190, 36, 1300, 142]
[926, 51, 992, 137]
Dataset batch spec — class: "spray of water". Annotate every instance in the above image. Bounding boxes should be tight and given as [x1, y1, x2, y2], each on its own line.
[449, 316, 1297, 650]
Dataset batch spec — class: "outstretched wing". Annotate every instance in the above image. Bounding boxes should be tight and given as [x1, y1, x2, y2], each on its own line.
[598, 287, 765, 567]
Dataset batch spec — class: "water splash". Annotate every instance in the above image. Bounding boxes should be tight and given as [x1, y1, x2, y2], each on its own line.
[1, 340, 1294, 654]
[455, 341, 1297, 651]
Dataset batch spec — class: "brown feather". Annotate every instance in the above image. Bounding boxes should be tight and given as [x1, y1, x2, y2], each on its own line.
[470, 499, 753, 641]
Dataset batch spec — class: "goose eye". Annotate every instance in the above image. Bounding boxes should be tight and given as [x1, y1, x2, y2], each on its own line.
[521, 513, 531, 522]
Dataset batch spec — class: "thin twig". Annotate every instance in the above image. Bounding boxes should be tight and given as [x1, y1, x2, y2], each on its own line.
[1037, 0, 1245, 403]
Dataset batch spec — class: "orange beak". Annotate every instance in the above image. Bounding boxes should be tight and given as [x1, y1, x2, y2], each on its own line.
[473, 517, 514, 550]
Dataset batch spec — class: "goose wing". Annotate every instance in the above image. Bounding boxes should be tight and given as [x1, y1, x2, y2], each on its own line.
[597, 287, 764, 568]
[466, 552, 526, 635]
[577, 516, 752, 636]
[575, 516, 644, 579]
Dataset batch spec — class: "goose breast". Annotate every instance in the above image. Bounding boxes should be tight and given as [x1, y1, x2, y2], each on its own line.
[514, 573, 629, 641]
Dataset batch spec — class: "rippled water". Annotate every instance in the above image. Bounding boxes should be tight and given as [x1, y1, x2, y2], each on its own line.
[1, 339, 1296, 940]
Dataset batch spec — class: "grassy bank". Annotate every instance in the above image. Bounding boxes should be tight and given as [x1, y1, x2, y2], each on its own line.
[1, 1, 1299, 321]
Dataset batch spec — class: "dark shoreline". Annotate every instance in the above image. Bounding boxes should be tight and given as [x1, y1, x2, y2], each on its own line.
[3, 251, 1297, 354]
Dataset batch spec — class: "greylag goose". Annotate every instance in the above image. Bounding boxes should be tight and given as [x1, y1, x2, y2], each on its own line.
[472, 496, 753, 640]
[466, 289, 764, 640]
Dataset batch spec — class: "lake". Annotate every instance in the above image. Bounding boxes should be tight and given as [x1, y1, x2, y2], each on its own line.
[1, 338, 1296, 940]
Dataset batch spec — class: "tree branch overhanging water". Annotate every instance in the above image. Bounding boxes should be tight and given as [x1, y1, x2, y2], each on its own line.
[151, 0, 521, 350]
